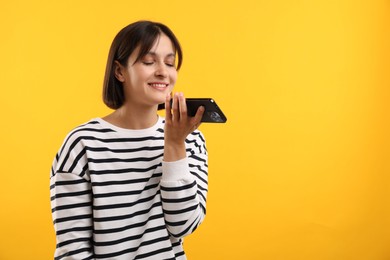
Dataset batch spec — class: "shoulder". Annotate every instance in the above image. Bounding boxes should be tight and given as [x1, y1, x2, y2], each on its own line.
[56, 119, 115, 161]
[52, 119, 114, 176]
[61, 119, 115, 146]
[66, 118, 115, 139]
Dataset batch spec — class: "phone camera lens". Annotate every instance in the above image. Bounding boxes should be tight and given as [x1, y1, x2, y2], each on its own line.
[208, 111, 223, 122]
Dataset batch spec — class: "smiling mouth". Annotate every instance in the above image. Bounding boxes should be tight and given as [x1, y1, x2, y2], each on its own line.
[148, 83, 169, 90]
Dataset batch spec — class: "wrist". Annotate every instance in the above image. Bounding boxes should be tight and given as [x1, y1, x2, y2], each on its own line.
[163, 141, 186, 162]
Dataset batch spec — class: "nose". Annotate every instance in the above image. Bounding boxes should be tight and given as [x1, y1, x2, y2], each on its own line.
[155, 62, 168, 78]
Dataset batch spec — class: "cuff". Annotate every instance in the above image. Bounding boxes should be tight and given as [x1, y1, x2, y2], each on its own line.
[162, 158, 194, 182]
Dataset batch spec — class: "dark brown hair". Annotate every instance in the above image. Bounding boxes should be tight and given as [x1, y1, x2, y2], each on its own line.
[102, 20, 183, 109]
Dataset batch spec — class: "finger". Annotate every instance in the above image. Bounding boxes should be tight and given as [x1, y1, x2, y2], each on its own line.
[178, 92, 188, 121]
[192, 105, 205, 126]
[172, 92, 180, 122]
[165, 93, 172, 123]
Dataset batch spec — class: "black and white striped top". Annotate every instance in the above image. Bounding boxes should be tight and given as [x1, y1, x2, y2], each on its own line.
[50, 116, 208, 259]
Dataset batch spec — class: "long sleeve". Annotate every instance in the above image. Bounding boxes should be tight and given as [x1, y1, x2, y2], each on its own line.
[50, 125, 95, 260]
[50, 172, 94, 260]
[160, 132, 208, 239]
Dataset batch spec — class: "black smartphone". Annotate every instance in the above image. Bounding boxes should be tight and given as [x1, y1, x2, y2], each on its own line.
[186, 98, 227, 123]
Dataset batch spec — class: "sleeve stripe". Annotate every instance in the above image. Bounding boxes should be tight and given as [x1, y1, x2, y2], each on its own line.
[54, 214, 93, 224]
[54, 247, 92, 260]
[57, 237, 91, 248]
[160, 181, 197, 192]
[169, 216, 201, 238]
[51, 190, 90, 201]
[163, 204, 198, 215]
[160, 194, 197, 203]
[56, 225, 93, 236]
[52, 202, 91, 213]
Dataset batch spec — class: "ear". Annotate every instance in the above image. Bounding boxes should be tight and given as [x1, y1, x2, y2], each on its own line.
[114, 60, 126, 82]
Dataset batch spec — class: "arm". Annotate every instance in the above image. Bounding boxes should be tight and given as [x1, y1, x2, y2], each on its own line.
[160, 143, 208, 238]
[50, 130, 94, 260]
[162, 93, 208, 238]
[50, 172, 94, 260]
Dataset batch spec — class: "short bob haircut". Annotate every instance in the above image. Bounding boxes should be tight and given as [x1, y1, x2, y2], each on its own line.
[102, 21, 183, 110]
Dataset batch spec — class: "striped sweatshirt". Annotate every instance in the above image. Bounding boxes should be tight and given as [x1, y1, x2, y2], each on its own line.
[50, 116, 208, 259]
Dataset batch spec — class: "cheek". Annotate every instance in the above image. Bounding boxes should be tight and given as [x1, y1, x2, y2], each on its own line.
[169, 77, 177, 93]
[170, 71, 178, 85]
[168, 85, 175, 93]
[129, 69, 146, 86]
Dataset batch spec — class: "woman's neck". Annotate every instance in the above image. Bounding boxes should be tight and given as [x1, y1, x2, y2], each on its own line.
[103, 103, 159, 130]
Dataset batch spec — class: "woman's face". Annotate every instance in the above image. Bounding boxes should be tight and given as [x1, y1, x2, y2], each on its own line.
[115, 33, 178, 108]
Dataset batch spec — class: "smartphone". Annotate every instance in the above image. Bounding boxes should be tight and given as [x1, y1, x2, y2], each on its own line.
[186, 98, 227, 123]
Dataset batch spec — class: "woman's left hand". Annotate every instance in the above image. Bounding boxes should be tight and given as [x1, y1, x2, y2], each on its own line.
[163, 92, 204, 162]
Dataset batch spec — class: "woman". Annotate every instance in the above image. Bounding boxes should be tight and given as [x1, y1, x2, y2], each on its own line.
[50, 20, 208, 259]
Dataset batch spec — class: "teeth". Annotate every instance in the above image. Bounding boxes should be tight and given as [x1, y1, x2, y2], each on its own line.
[150, 83, 167, 88]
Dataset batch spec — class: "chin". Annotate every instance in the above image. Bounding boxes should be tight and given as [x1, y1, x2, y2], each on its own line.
[150, 96, 167, 107]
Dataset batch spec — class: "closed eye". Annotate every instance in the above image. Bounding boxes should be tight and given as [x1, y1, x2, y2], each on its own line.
[142, 61, 154, 65]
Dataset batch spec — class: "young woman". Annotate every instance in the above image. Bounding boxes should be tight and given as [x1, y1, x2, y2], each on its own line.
[50, 21, 208, 259]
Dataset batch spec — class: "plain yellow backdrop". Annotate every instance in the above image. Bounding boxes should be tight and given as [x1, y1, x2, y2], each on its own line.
[0, 0, 389, 259]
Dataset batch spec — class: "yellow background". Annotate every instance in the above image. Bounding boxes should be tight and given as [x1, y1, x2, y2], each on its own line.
[0, 0, 389, 259]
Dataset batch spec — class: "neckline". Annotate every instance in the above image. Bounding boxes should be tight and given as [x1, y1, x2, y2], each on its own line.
[94, 116, 163, 135]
